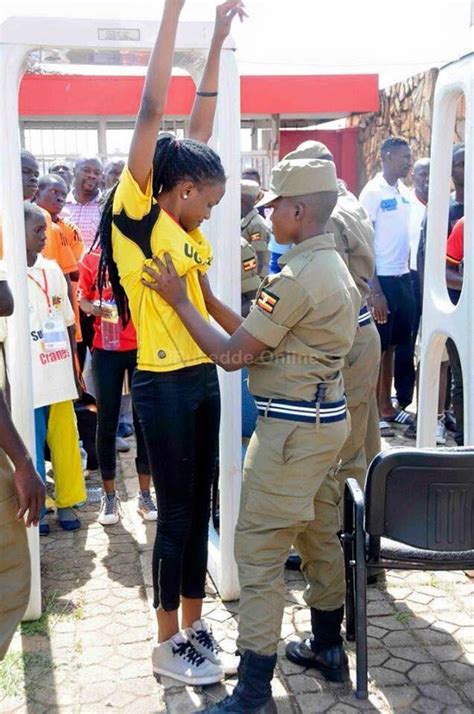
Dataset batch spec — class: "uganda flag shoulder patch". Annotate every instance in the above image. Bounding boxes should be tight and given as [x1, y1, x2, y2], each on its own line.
[257, 289, 279, 314]
[243, 257, 257, 272]
[249, 232, 261, 242]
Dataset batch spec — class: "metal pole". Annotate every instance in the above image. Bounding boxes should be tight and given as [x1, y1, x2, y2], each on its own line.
[205, 48, 242, 600]
[0, 42, 42, 619]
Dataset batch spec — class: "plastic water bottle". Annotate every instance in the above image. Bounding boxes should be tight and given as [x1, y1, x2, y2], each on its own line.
[100, 301, 120, 351]
[79, 440, 88, 475]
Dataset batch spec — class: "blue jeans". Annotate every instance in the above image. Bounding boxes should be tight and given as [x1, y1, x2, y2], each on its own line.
[133, 363, 221, 610]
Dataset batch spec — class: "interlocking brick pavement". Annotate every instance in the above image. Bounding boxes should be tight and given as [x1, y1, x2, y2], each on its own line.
[1, 424, 473, 713]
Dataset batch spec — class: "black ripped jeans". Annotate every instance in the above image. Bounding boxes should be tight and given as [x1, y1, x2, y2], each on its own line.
[132, 363, 220, 611]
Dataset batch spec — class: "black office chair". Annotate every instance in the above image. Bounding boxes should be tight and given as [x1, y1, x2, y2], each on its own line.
[342, 446, 474, 699]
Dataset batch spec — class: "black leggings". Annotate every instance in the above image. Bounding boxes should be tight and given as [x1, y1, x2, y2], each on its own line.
[132, 363, 220, 611]
[92, 348, 150, 480]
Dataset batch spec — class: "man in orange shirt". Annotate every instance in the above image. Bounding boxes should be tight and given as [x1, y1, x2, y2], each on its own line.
[35, 174, 84, 342]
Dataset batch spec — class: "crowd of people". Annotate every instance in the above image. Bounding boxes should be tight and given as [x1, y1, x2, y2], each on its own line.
[0, 0, 467, 710]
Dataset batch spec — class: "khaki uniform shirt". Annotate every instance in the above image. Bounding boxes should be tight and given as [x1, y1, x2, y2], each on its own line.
[241, 208, 270, 277]
[242, 233, 361, 403]
[327, 182, 375, 303]
[241, 238, 261, 296]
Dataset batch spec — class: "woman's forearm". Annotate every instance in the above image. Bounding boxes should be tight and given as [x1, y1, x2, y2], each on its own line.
[188, 35, 223, 143]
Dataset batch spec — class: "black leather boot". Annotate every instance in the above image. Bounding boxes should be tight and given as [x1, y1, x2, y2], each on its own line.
[200, 650, 277, 713]
[285, 607, 349, 683]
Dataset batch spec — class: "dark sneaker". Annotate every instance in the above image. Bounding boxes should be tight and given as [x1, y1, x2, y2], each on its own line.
[285, 640, 349, 682]
[444, 411, 457, 433]
[117, 421, 134, 438]
[202, 696, 277, 713]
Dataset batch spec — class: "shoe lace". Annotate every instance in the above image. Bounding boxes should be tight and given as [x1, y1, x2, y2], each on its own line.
[172, 640, 206, 666]
[103, 495, 119, 516]
[195, 627, 222, 655]
[141, 492, 157, 512]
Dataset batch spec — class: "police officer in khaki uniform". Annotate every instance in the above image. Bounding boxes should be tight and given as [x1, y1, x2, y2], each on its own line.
[240, 237, 261, 317]
[284, 140, 381, 506]
[241, 179, 271, 278]
[142, 158, 361, 714]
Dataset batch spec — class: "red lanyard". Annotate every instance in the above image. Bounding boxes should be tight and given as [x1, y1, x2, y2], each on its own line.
[28, 269, 51, 312]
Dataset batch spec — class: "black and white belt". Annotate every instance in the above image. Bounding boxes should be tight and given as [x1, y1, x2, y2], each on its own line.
[254, 396, 347, 425]
[358, 304, 372, 326]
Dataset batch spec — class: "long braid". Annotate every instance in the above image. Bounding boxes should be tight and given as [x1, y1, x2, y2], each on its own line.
[95, 134, 225, 324]
[94, 185, 130, 324]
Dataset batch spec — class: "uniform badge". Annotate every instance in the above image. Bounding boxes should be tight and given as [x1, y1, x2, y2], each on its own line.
[249, 232, 261, 242]
[257, 289, 279, 314]
[242, 258, 257, 272]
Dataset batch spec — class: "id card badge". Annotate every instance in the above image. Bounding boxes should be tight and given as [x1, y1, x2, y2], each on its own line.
[42, 314, 68, 352]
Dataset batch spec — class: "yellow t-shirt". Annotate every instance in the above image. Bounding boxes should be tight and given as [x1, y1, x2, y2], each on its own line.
[112, 166, 213, 372]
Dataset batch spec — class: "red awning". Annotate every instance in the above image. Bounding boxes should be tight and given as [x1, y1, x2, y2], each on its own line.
[19, 73, 378, 118]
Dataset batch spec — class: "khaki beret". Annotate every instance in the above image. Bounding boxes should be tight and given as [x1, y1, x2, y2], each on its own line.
[256, 158, 338, 207]
[284, 140, 333, 162]
[241, 179, 260, 200]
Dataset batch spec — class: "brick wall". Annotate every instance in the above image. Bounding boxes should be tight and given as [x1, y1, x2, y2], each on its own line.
[347, 68, 466, 192]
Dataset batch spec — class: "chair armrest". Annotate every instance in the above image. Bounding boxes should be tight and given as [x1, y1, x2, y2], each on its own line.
[343, 478, 365, 535]
[346, 478, 365, 508]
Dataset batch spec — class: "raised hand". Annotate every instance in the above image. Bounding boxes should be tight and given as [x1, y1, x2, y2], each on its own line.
[213, 1, 247, 42]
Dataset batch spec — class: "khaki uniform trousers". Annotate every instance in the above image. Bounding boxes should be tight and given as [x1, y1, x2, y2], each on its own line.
[364, 393, 381, 467]
[336, 321, 381, 506]
[235, 414, 349, 656]
[0, 450, 30, 660]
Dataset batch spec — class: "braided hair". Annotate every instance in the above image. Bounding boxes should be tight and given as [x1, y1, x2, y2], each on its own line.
[95, 134, 226, 323]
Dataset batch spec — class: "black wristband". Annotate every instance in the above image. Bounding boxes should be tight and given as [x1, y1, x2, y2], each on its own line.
[196, 90, 218, 97]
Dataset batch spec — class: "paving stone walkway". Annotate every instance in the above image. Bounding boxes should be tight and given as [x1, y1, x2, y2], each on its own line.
[1, 426, 473, 713]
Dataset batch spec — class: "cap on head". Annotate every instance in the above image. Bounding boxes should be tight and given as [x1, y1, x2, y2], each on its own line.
[241, 179, 260, 201]
[256, 158, 338, 207]
[284, 140, 333, 162]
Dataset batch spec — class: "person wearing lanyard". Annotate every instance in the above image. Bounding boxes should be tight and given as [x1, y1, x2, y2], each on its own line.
[95, 0, 247, 686]
[24, 202, 86, 535]
[78, 248, 156, 525]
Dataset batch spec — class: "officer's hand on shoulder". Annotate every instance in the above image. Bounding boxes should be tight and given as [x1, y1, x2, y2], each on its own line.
[198, 272, 215, 307]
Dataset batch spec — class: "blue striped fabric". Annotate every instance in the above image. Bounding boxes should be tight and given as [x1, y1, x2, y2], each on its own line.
[254, 396, 347, 424]
[358, 305, 372, 326]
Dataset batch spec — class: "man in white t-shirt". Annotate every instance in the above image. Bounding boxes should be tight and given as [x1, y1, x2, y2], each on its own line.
[24, 202, 86, 535]
[393, 157, 429, 412]
[359, 137, 415, 437]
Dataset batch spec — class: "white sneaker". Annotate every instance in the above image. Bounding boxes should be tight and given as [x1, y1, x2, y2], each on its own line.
[98, 492, 121, 526]
[436, 419, 447, 445]
[187, 618, 239, 675]
[116, 436, 131, 453]
[137, 490, 158, 521]
[152, 632, 223, 685]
